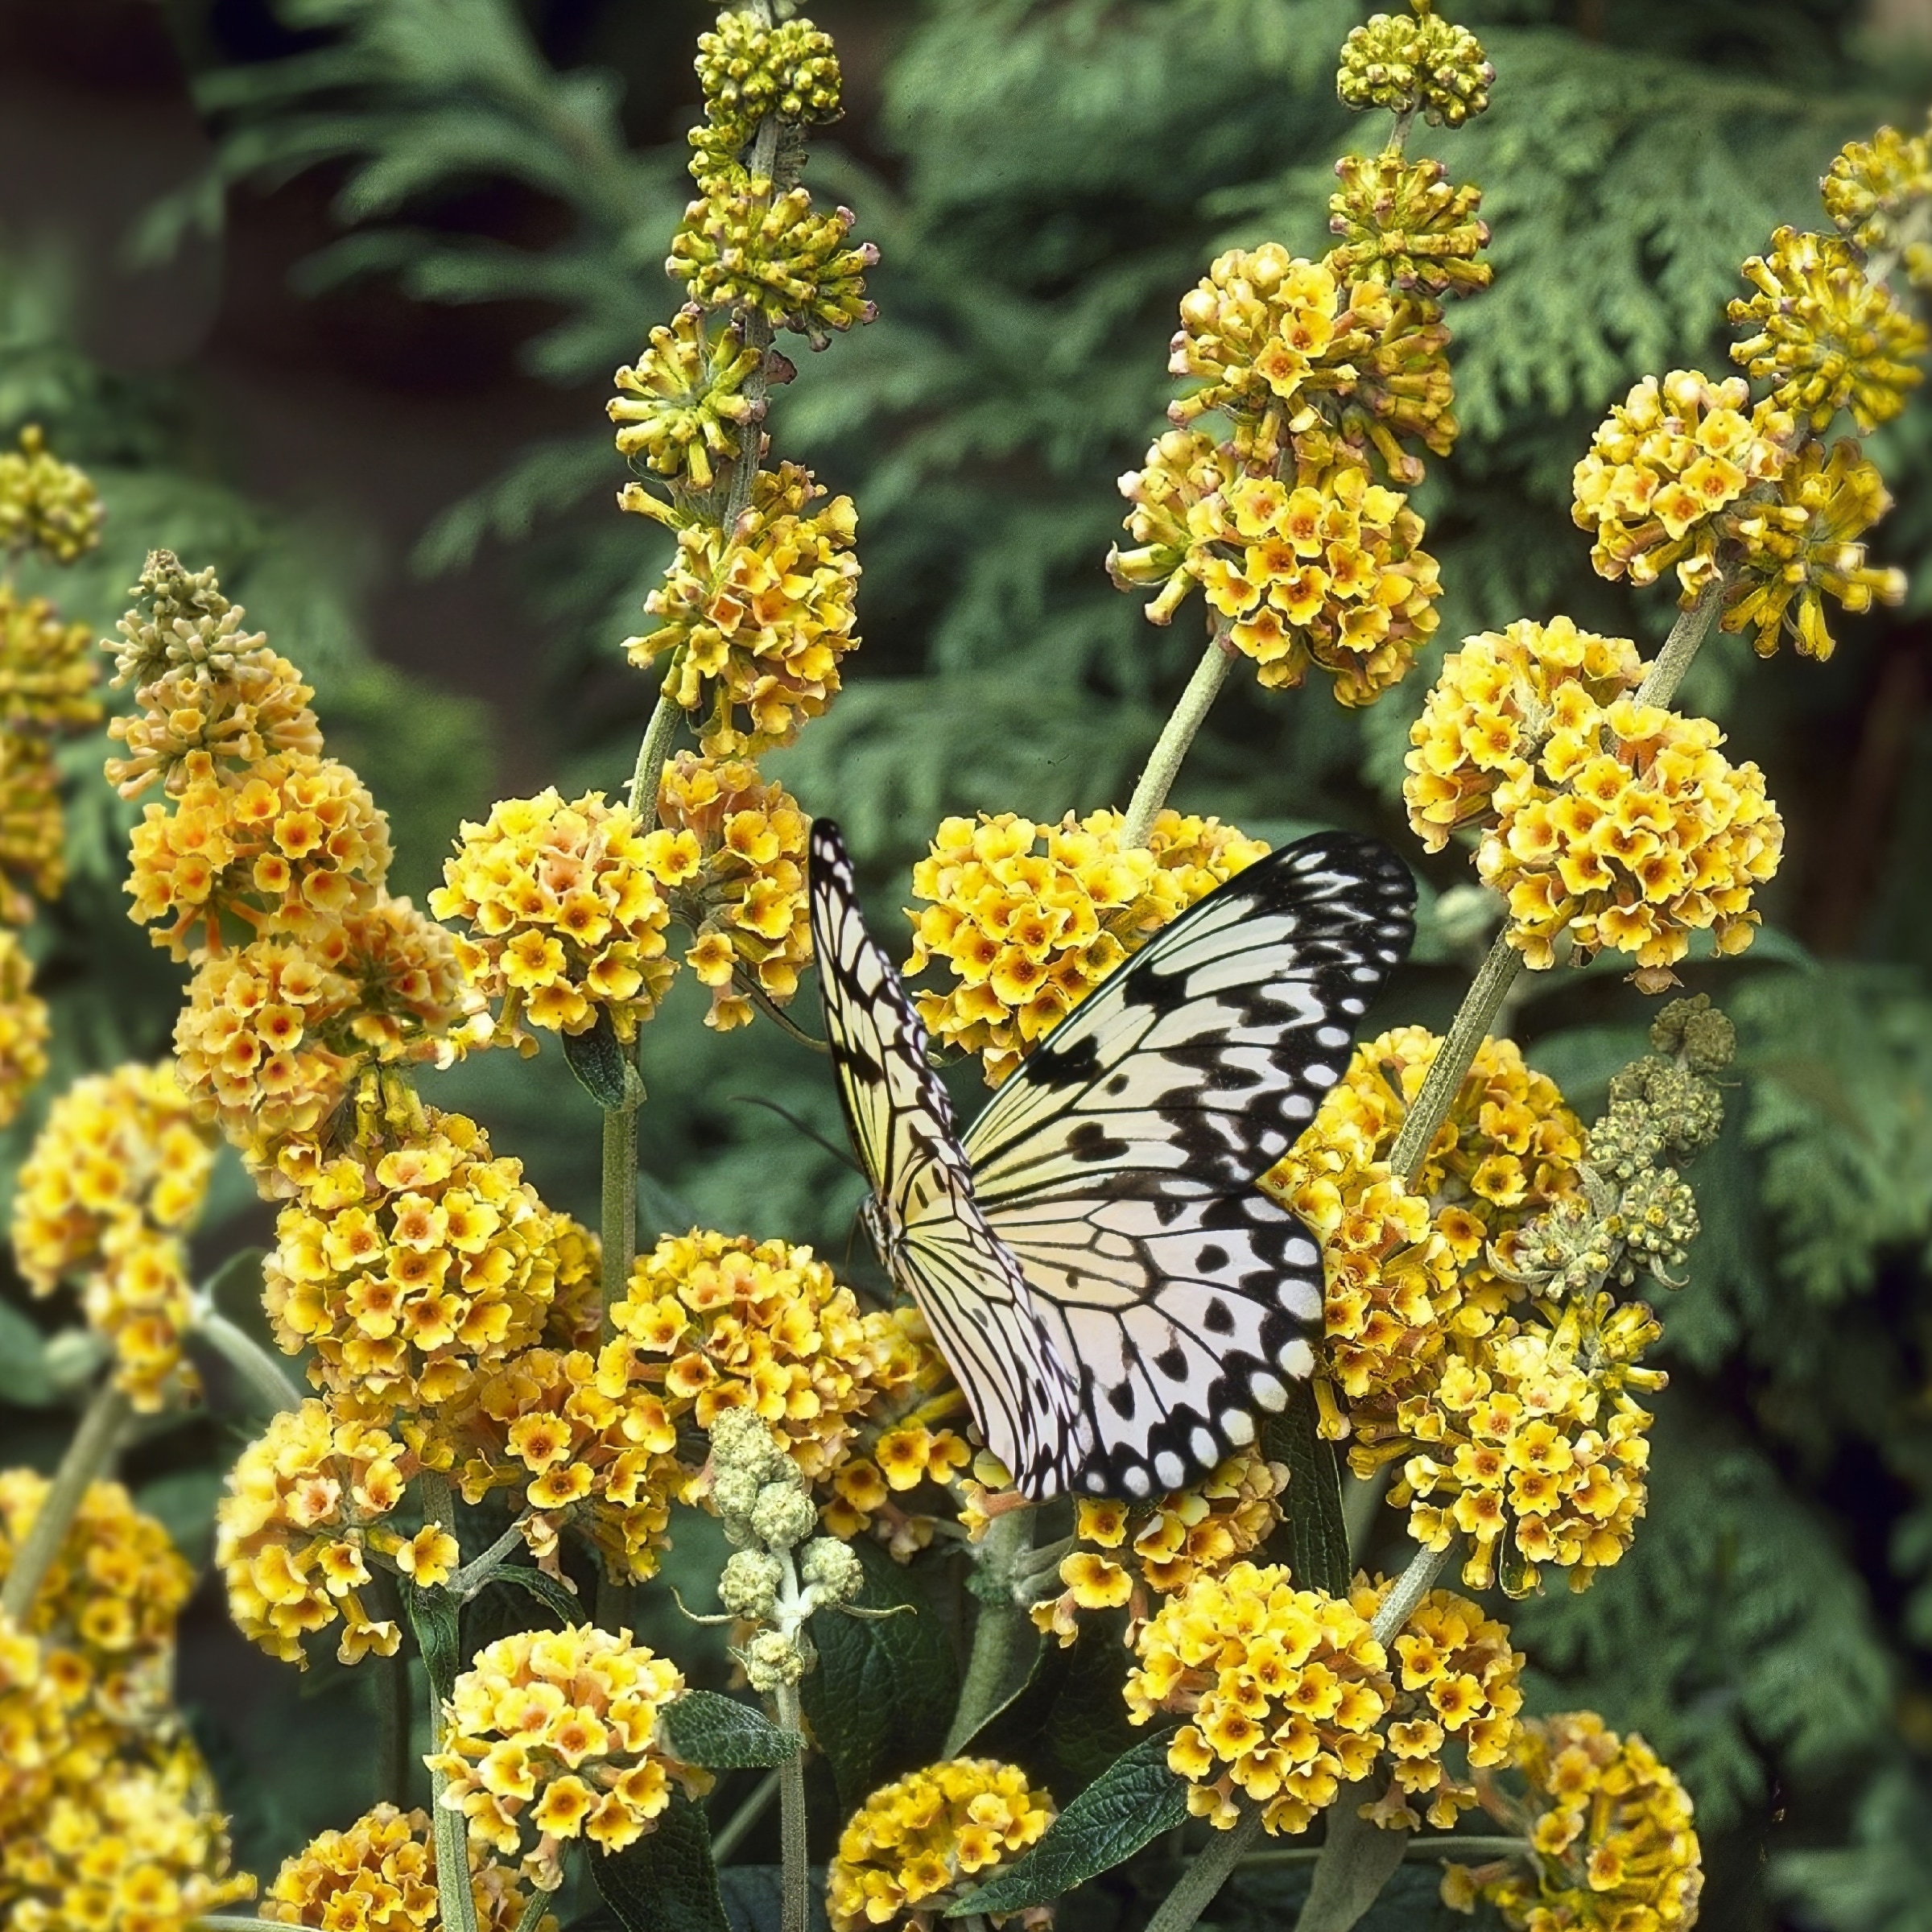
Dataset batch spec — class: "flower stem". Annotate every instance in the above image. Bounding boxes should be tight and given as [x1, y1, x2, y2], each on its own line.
[601, 1089, 640, 1337]
[512, 1893, 551, 1932]
[711, 1768, 781, 1862]
[628, 683, 683, 825]
[1371, 1540, 1452, 1645]
[448, 1516, 534, 1600]
[366, 1570, 414, 1809]
[1292, 1788, 1410, 1932]
[1144, 1808, 1266, 1932]
[774, 1682, 809, 1932]
[943, 1507, 1036, 1756]
[1241, 1835, 1531, 1868]
[1121, 630, 1235, 849]
[0, 1380, 130, 1624]
[419, 1474, 481, 1932]
[192, 1306, 302, 1414]
[1633, 584, 1723, 711]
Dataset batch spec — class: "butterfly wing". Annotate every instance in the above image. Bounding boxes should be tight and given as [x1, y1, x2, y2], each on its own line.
[960, 832, 1415, 1498]
[809, 820, 1086, 1494]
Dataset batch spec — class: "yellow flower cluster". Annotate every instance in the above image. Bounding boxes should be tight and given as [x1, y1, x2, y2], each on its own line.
[262, 1802, 554, 1931]
[0, 583, 99, 737]
[215, 1400, 417, 1666]
[0, 931, 46, 1129]
[1336, 8, 1493, 127]
[263, 1109, 577, 1414]
[1368, 1586, 1523, 1831]
[652, 752, 811, 1030]
[11, 1062, 217, 1412]
[1823, 122, 1932, 264]
[827, 1759, 1056, 1932]
[435, 1344, 679, 1584]
[1443, 1712, 1703, 1932]
[0, 1472, 192, 1732]
[0, 426, 103, 564]
[609, 305, 766, 490]
[621, 462, 861, 757]
[1730, 225, 1927, 432]
[0, 735, 65, 923]
[1722, 436, 1908, 660]
[1125, 1563, 1392, 1836]
[427, 1625, 711, 1893]
[0, 1620, 68, 1838]
[432, 787, 675, 1046]
[2, 1736, 255, 1932]
[691, 8, 841, 163]
[669, 169, 877, 349]
[1389, 1296, 1665, 1596]
[1404, 617, 1783, 980]
[1571, 371, 1793, 598]
[906, 807, 1269, 1084]
[1030, 1449, 1288, 1646]
[1327, 153, 1492, 301]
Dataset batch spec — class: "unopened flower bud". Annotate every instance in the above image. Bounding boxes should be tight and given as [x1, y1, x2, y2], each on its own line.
[799, 1537, 863, 1604]
[750, 1479, 817, 1552]
[719, 1549, 784, 1620]
[742, 1627, 806, 1691]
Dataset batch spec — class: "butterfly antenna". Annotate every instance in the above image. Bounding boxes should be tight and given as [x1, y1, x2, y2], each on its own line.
[728, 1094, 861, 1173]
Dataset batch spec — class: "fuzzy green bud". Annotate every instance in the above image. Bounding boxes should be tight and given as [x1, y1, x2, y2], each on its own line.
[750, 1479, 817, 1552]
[1337, 7, 1493, 130]
[719, 1548, 784, 1620]
[1618, 1166, 1699, 1287]
[742, 1627, 806, 1692]
[1649, 993, 1737, 1076]
[1327, 153, 1492, 300]
[799, 1537, 863, 1606]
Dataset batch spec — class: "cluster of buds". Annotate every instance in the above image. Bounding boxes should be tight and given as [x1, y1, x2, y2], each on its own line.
[1336, 5, 1494, 128]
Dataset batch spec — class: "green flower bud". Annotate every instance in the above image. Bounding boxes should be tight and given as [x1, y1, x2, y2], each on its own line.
[1586, 1100, 1666, 1183]
[799, 1537, 863, 1605]
[1337, 7, 1493, 129]
[742, 1627, 806, 1692]
[1650, 993, 1737, 1076]
[750, 1479, 817, 1552]
[719, 1548, 784, 1620]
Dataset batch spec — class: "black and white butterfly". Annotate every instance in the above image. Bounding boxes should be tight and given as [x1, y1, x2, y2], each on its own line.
[808, 820, 1414, 1504]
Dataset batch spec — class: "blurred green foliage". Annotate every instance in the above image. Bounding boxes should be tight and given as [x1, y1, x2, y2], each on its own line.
[2, 0, 1930, 1924]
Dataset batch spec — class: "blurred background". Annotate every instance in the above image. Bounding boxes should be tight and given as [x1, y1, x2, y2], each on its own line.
[1, 0, 1930, 1926]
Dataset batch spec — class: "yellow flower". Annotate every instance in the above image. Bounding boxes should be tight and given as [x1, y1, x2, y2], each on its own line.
[621, 461, 861, 756]
[826, 1759, 1056, 1932]
[650, 752, 811, 1030]
[905, 807, 1268, 1084]
[1336, 9, 1492, 127]
[431, 787, 675, 1046]
[0, 730, 66, 920]
[1822, 122, 1932, 258]
[13, 1061, 217, 1411]
[1327, 152, 1492, 302]
[427, 1626, 709, 1893]
[0, 930, 49, 1130]
[0, 1620, 69, 1843]
[1730, 225, 1927, 431]
[1125, 1563, 1393, 1836]
[1030, 1449, 1288, 1647]
[691, 9, 841, 163]
[609, 305, 767, 490]
[1443, 1712, 1703, 1932]
[0, 582, 99, 737]
[0, 424, 103, 564]
[262, 1801, 555, 1930]
[263, 1108, 576, 1415]
[215, 1401, 419, 1667]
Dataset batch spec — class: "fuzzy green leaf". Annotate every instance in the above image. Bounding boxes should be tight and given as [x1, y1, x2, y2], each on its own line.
[592, 1791, 730, 1932]
[563, 1010, 635, 1111]
[660, 1690, 803, 1770]
[1268, 1380, 1352, 1596]
[0, 1302, 54, 1408]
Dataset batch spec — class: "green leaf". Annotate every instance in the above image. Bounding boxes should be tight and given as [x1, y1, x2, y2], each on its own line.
[0, 1302, 54, 1408]
[947, 1731, 1187, 1917]
[800, 1537, 959, 1812]
[1266, 1380, 1352, 1596]
[564, 1011, 636, 1111]
[485, 1565, 583, 1626]
[661, 1690, 803, 1770]
[592, 1790, 730, 1932]
[403, 1583, 463, 1703]
[971, 1614, 1141, 1798]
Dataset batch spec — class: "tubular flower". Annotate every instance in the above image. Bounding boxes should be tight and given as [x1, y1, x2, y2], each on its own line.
[1125, 1563, 1393, 1836]
[0, 1622, 68, 1840]
[1377, 1294, 1666, 1597]
[906, 807, 1269, 1084]
[426, 1626, 711, 1893]
[1363, 1585, 1524, 1831]
[0, 425, 103, 564]
[0, 931, 48, 1129]
[126, 750, 394, 960]
[434, 1344, 679, 1583]
[1263, 1026, 1587, 1415]
[1721, 436, 1908, 660]
[1030, 1450, 1289, 1647]
[651, 752, 811, 1030]
[827, 1759, 1057, 1932]
[609, 306, 766, 489]
[1571, 371, 1793, 598]
[819, 1306, 975, 1560]
[432, 788, 675, 1046]
[1337, 8, 1493, 127]
[0, 1472, 192, 1732]
[261, 1802, 555, 1931]
[172, 902, 467, 1174]
[0, 733, 65, 922]
[1443, 1713, 1703, 1932]
[1729, 226, 1927, 432]
[621, 461, 861, 757]
[1822, 123, 1932, 260]
[0, 584, 99, 736]
[0, 1738, 256, 1932]
[262, 1109, 573, 1414]
[691, 9, 841, 165]
[606, 1228, 884, 1482]
[215, 1401, 417, 1667]
[669, 168, 877, 348]
[1327, 152, 1492, 301]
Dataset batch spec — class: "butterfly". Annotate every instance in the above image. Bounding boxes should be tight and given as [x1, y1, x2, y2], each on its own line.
[808, 819, 1414, 1503]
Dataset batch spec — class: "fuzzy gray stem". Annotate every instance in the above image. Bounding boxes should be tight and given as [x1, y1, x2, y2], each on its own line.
[1144, 1809, 1266, 1932]
[628, 683, 683, 826]
[193, 1307, 302, 1414]
[0, 1381, 130, 1624]
[774, 1682, 808, 1932]
[419, 1473, 480, 1932]
[1633, 585, 1722, 711]
[1372, 1541, 1453, 1645]
[1121, 632, 1235, 849]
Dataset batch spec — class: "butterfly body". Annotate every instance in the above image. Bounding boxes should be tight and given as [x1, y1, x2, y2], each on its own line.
[809, 820, 1413, 1503]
